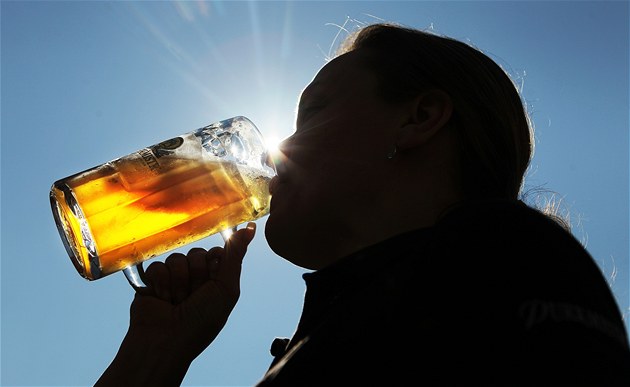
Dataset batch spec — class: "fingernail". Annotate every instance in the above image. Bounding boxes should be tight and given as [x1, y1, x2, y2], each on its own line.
[244, 222, 256, 243]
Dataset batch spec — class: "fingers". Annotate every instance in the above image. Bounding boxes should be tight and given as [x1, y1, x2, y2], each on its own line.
[144, 261, 171, 302]
[187, 248, 208, 292]
[165, 253, 190, 304]
[141, 223, 256, 305]
[144, 248, 212, 304]
[206, 246, 224, 278]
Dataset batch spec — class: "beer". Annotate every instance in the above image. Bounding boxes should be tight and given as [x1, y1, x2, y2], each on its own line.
[50, 117, 275, 281]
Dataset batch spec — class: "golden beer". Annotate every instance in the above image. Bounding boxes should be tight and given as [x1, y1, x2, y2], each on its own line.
[50, 117, 275, 281]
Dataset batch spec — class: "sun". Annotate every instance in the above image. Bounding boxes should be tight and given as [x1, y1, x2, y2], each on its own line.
[264, 135, 282, 160]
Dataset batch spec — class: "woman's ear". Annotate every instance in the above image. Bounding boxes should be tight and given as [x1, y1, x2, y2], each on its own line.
[396, 89, 453, 150]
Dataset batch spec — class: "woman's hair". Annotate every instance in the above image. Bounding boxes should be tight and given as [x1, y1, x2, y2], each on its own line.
[335, 23, 533, 202]
[335, 23, 572, 230]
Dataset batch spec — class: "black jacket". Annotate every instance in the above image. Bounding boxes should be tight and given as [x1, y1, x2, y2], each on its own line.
[256, 200, 630, 386]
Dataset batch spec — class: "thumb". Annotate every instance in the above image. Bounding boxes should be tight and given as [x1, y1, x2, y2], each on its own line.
[218, 222, 256, 291]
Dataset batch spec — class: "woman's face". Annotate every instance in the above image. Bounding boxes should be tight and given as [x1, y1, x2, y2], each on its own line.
[264, 49, 408, 269]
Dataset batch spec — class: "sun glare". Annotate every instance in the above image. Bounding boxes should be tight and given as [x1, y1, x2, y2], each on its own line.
[265, 135, 282, 159]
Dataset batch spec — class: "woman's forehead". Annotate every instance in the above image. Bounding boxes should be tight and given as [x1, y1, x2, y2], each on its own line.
[316, 51, 365, 82]
[302, 50, 373, 97]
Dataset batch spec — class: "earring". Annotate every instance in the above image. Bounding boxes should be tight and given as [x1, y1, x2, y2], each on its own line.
[386, 144, 397, 160]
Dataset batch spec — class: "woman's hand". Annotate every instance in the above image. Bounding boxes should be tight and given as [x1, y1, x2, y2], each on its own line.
[96, 222, 256, 387]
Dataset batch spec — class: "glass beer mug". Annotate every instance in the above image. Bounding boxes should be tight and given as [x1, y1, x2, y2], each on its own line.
[50, 116, 276, 288]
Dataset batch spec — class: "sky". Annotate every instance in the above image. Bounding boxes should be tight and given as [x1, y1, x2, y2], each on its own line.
[1, 1, 628, 386]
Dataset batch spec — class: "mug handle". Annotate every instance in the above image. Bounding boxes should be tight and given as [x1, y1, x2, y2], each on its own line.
[122, 225, 239, 290]
[123, 263, 147, 290]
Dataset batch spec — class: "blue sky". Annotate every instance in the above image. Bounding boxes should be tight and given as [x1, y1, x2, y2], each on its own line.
[2, 1, 628, 386]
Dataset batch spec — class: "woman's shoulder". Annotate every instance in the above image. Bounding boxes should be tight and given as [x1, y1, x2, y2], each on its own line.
[429, 198, 598, 283]
[437, 198, 564, 232]
[433, 198, 581, 257]
[426, 199, 629, 339]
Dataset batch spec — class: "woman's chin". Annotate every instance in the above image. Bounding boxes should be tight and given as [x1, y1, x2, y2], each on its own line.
[264, 220, 316, 269]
